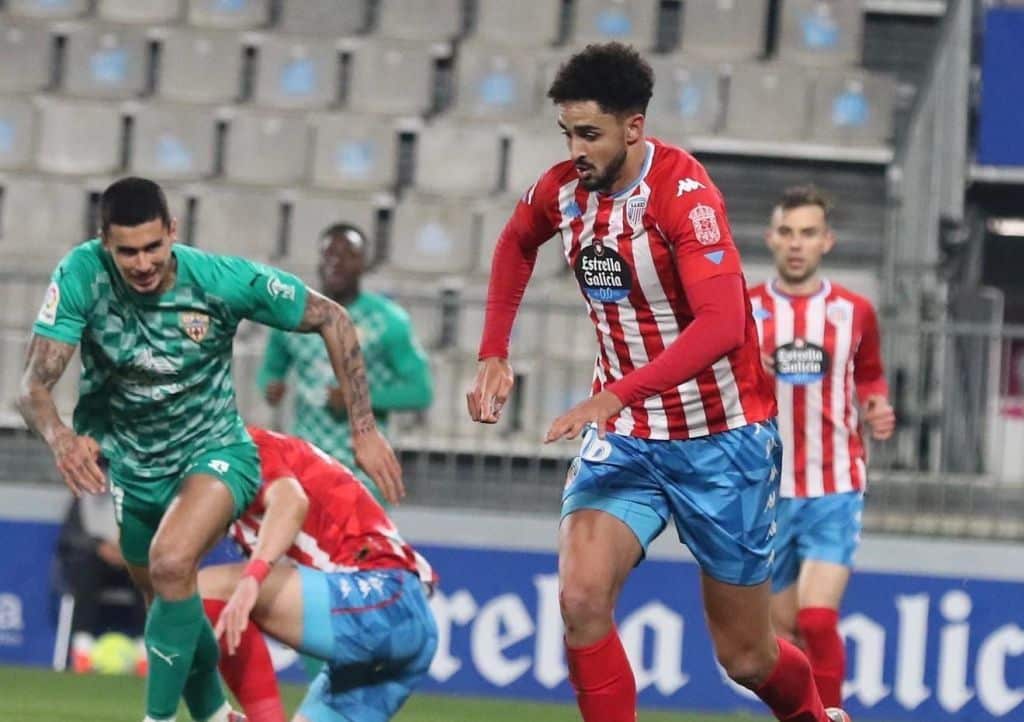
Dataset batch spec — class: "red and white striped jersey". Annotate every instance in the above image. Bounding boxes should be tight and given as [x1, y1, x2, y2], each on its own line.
[232, 427, 436, 586]
[748, 280, 889, 498]
[508, 138, 774, 439]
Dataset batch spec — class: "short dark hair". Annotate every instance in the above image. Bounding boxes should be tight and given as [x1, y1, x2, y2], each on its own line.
[547, 42, 654, 116]
[319, 222, 367, 249]
[99, 177, 171, 235]
[776, 185, 833, 223]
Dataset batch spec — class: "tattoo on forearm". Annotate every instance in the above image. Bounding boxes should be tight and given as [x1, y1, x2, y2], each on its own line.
[297, 292, 375, 434]
[18, 335, 75, 440]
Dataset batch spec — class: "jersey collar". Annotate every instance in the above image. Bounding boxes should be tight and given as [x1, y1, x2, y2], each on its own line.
[607, 140, 655, 199]
[768, 278, 832, 302]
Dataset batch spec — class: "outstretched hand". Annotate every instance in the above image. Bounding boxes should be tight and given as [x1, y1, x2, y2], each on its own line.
[214, 576, 260, 655]
[466, 357, 515, 424]
[544, 391, 624, 443]
[353, 428, 405, 504]
[51, 429, 105, 496]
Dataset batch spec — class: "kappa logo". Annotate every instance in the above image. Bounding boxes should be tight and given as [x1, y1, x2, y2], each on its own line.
[266, 276, 296, 302]
[677, 177, 706, 196]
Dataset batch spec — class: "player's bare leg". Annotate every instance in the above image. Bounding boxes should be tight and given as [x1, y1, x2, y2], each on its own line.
[702, 573, 833, 722]
[771, 583, 800, 644]
[143, 473, 239, 722]
[559, 509, 642, 722]
[790, 561, 851, 708]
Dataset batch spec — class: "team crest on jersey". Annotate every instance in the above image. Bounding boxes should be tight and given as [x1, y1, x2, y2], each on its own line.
[625, 195, 647, 227]
[689, 204, 721, 245]
[774, 338, 830, 386]
[180, 311, 210, 343]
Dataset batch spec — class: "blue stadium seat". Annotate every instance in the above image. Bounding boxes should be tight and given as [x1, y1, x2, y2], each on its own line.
[0, 175, 89, 270]
[223, 109, 310, 186]
[452, 42, 543, 120]
[310, 112, 398, 192]
[345, 38, 440, 116]
[505, 121, 569, 195]
[375, 0, 462, 40]
[646, 56, 722, 141]
[472, 0, 561, 47]
[61, 23, 149, 99]
[0, 22, 53, 93]
[252, 35, 340, 110]
[187, 0, 270, 29]
[569, 0, 659, 50]
[156, 27, 244, 104]
[130, 104, 217, 181]
[7, 0, 88, 20]
[809, 69, 895, 146]
[0, 97, 37, 171]
[681, 0, 768, 60]
[97, 0, 182, 23]
[278, 0, 368, 36]
[387, 192, 478, 276]
[35, 97, 124, 175]
[724, 63, 810, 142]
[777, 0, 863, 67]
[413, 121, 502, 196]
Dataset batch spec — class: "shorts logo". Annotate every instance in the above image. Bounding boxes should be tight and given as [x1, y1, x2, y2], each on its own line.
[580, 431, 613, 463]
[625, 195, 647, 227]
[266, 276, 296, 302]
[37, 282, 60, 326]
[688, 204, 721, 245]
[180, 311, 210, 343]
[208, 459, 230, 474]
[565, 457, 581, 489]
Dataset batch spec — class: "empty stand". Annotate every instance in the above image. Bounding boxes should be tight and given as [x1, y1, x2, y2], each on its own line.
[155, 27, 244, 104]
[724, 64, 810, 142]
[413, 121, 502, 196]
[310, 112, 398, 192]
[252, 35, 340, 110]
[680, 0, 768, 60]
[7, 0, 88, 20]
[646, 57, 722, 140]
[452, 42, 542, 120]
[476, 195, 568, 279]
[278, 0, 368, 36]
[35, 97, 123, 175]
[387, 192, 478, 276]
[505, 121, 568, 194]
[345, 38, 439, 116]
[0, 96, 36, 171]
[569, 0, 659, 50]
[0, 21, 53, 93]
[97, 0, 182, 23]
[809, 68, 896, 146]
[472, 0, 561, 47]
[130, 104, 217, 181]
[61, 23, 149, 99]
[188, 184, 281, 258]
[0, 175, 90, 270]
[375, 0, 462, 41]
[777, 0, 864, 67]
[187, 0, 270, 29]
[223, 109, 310, 186]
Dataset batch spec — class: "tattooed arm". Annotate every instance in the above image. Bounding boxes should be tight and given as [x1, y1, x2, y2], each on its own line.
[18, 335, 105, 495]
[295, 290, 404, 503]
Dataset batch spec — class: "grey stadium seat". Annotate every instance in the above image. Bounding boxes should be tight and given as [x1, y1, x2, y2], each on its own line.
[61, 24, 149, 99]
[455, 281, 543, 357]
[680, 0, 768, 60]
[0, 22, 53, 93]
[7, 0, 88, 19]
[0, 175, 90, 271]
[375, 0, 461, 40]
[476, 194, 566, 279]
[569, 0, 659, 50]
[387, 192, 478, 276]
[646, 57, 722, 141]
[777, 0, 864, 68]
[282, 191, 379, 280]
[36, 98, 124, 175]
[97, 0, 183, 23]
[224, 109, 310, 186]
[189, 184, 281, 259]
[809, 69, 896, 146]
[130, 104, 218, 181]
[505, 121, 568, 195]
[453, 41, 543, 120]
[310, 112, 398, 192]
[253, 35, 340, 110]
[345, 39, 438, 116]
[156, 27, 244, 104]
[278, 0, 368, 36]
[413, 121, 502, 196]
[724, 64, 810, 142]
[472, 0, 561, 48]
[0, 97, 36, 171]
[187, 0, 270, 29]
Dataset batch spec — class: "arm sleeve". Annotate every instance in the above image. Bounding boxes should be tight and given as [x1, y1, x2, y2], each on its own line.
[213, 256, 309, 331]
[372, 310, 434, 411]
[257, 329, 293, 392]
[478, 177, 559, 359]
[604, 274, 747, 407]
[31, 251, 96, 345]
[854, 302, 889, 401]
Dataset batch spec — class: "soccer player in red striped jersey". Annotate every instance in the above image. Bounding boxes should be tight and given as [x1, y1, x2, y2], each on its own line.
[198, 427, 437, 722]
[749, 186, 895, 709]
[467, 43, 850, 722]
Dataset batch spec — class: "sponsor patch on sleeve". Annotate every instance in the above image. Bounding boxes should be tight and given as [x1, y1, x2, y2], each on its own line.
[36, 282, 60, 326]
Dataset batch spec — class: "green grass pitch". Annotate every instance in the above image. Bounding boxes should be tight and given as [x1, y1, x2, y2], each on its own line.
[0, 665, 770, 721]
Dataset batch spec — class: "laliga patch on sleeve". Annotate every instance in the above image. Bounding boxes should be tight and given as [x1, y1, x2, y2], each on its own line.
[36, 282, 59, 325]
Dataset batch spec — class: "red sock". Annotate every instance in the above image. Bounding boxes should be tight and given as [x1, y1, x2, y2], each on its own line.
[202, 598, 286, 722]
[797, 607, 844, 708]
[566, 628, 636, 722]
[755, 638, 828, 722]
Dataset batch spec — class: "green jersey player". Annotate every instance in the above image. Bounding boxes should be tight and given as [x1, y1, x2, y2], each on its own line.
[17, 177, 402, 722]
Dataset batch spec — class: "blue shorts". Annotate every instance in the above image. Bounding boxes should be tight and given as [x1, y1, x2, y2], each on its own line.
[296, 566, 438, 722]
[561, 420, 782, 586]
[771, 491, 864, 593]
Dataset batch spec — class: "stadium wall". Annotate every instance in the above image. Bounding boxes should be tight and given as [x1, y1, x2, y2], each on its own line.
[2, 484, 1023, 722]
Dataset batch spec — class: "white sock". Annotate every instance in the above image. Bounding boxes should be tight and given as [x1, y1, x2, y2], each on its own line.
[143, 716, 175, 722]
[200, 702, 233, 722]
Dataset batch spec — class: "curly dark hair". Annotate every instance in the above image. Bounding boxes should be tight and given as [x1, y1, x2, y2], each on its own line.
[547, 42, 654, 116]
[777, 184, 833, 223]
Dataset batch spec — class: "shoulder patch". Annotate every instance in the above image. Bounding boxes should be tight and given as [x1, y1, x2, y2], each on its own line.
[36, 282, 60, 326]
[689, 204, 721, 246]
[266, 276, 296, 302]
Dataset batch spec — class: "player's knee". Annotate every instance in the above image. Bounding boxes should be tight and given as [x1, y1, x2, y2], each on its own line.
[149, 547, 197, 592]
[717, 642, 779, 690]
[559, 579, 614, 630]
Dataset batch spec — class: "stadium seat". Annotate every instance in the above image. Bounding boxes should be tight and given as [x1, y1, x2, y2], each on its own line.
[680, 0, 768, 60]
[387, 192, 478, 276]
[0, 97, 36, 171]
[187, 0, 270, 29]
[472, 0, 561, 47]
[777, 0, 863, 68]
[455, 281, 544, 358]
[283, 191, 380, 279]
[809, 68, 895, 146]
[252, 35, 340, 110]
[61, 24, 149, 100]
[278, 0, 368, 36]
[6, 0, 88, 19]
[452, 41, 543, 120]
[156, 27, 244, 104]
[97, 0, 183, 23]
[723, 64, 810, 142]
[130, 104, 217, 181]
[422, 352, 519, 441]
[223, 109, 310, 186]
[345, 38, 439, 116]
[375, 0, 462, 40]
[35, 98, 124, 175]
[476, 195, 567, 279]
[310, 112, 398, 192]
[413, 121, 502, 196]
[505, 121, 568, 194]
[0, 175, 90, 270]
[646, 56, 722, 141]
[569, 0, 659, 50]
[0, 21, 53, 93]
[188, 184, 281, 259]
[518, 356, 595, 433]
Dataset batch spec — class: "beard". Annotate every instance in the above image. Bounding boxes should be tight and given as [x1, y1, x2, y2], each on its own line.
[578, 147, 628, 192]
